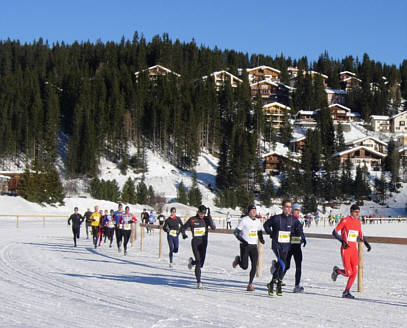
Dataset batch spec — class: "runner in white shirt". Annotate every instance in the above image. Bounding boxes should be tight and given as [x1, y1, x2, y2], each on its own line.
[232, 205, 265, 291]
[118, 206, 137, 255]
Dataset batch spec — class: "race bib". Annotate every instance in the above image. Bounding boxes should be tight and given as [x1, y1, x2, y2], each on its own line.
[347, 230, 358, 242]
[169, 230, 178, 237]
[249, 230, 257, 238]
[278, 231, 291, 243]
[291, 236, 301, 244]
[194, 227, 205, 236]
[108, 222, 115, 228]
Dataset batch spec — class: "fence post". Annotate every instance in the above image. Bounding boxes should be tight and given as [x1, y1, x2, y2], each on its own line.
[16, 216, 19, 228]
[358, 241, 364, 292]
[140, 224, 144, 252]
[130, 223, 135, 247]
[158, 226, 163, 259]
[43, 216, 45, 228]
[256, 239, 264, 277]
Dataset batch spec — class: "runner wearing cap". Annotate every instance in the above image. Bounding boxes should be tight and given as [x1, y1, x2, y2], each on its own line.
[283, 203, 306, 293]
[180, 205, 216, 289]
[331, 204, 371, 299]
[68, 207, 84, 247]
[232, 205, 265, 291]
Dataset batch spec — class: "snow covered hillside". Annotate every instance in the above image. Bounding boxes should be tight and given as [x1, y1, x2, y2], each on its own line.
[1, 219, 406, 328]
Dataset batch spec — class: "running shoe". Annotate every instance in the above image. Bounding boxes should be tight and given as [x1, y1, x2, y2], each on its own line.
[331, 266, 339, 281]
[232, 256, 240, 268]
[188, 257, 193, 270]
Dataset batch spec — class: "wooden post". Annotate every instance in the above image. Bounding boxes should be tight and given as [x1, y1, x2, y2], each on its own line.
[140, 225, 144, 252]
[158, 226, 163, 259]
[130, 223, 135, 246]
[134, 222, 137, 241]
[43, 217, 45, 228]
[256, 239, 264, 277]
[358, 241, 364, 292]
[16, 216, 19, 228]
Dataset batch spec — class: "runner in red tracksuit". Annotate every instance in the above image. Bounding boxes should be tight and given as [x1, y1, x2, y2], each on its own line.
[331, 204, 371, 299]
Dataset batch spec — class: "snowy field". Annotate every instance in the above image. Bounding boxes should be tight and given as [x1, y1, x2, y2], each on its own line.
[1, 218, 406, 328]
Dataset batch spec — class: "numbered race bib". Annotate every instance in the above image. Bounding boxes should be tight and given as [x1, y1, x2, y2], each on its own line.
[169, 230, 178, 237]
[123, 223, 131, 230]
[291, 236, 301, 244]
[278, 231, 291, 243]
[249, 230, 257, 238]
[194, 227, 205, 236]
[108, 222, 115, 228]
[347, 230, 358, 242]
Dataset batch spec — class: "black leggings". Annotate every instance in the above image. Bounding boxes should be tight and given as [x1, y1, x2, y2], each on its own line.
[122, 230, 131, 251]
[238, 244, 258, 284]
[106, 228, 115, 245]
[272, 247, 288, 281]
[167, 234, 179, 263]
[115, 227, 122, 248]
[285, 245, 302, 285]
[191, 237, 208, 283]
[91, 226, 99, 247]
[72, 227, 80, 246]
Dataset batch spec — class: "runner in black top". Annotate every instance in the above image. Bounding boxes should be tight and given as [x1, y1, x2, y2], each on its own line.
[83, 208, 92, 239]
[68, 207, 84, 247]
[263, 199, 295, 296]
[180, 205, 216, 289]
[163, 207, 184, 267]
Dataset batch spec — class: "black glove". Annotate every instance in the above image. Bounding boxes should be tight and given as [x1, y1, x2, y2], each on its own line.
[182, 233, 188, 239]
[206, 207, 211, 216]
[302, 239, 307, 247]
[364, 239, 371, 252]
[258, 231, 265, 244]
[341, 240, 349, 249]
[241, 241, 248, 247]
[68, 222, 70, 226]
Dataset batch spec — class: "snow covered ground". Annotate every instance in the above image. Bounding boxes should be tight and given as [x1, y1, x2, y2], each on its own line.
[1, 218, 406, 328]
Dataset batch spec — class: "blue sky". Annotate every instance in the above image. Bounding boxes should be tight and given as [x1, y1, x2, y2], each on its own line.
[1, 0, 406, 66]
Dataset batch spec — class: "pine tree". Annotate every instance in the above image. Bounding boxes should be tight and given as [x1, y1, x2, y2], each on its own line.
[336, 122, 346, 152]
[177, 180, 188, 204]
[147, 185, 155, 206]
[188, 171, 202, 207]
[121, 177, 136, 204]
[136, 177, 148, 205]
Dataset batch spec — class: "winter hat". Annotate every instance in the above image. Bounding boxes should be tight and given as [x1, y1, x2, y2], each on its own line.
[350, 204, 360, 212]
[292, 203, 301, 211]
[247, 204, 256, 212]
[198, 205, 207, 213]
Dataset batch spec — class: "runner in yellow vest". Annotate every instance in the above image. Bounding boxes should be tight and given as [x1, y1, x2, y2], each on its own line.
[90, 206, 102, 249]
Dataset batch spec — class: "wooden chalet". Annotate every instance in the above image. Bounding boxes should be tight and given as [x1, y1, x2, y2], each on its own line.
[0, 172, 24, 194]
[340, 71, 362, 91]
[370, 115, 390, 132]
[290, 70, 328, 88]
[391, 111, 407, 133]
[250, 80, 279, 100]
[290, 136, 306, 153]
[345, 136, 388, 154]
[262, 102, 291, 129]
[263, 152, 293, 171]
[333, 146, 385, 170]
[134, 64, 181, 82]
[0, 174, 10, 193]
[328, 104, 351, 121]
[202, 70, 242, 90]
[325, 88, 346, 105]
[247, 66, 280, 83]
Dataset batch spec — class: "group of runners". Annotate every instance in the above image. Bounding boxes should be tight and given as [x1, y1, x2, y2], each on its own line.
[67, 200, 371, 298]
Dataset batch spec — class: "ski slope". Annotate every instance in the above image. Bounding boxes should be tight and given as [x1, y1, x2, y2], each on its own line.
[1, 218, 406, 328]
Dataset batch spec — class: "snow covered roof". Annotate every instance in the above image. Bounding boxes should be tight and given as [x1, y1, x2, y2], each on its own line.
[295, 110, 315, 116]
[250, 80, 278, 87]
[339, 71, 357, 77]
[370, 115, 390, 121]
[345, 136, 387, 147]
[325, 88, 347, 94]
[342, 76, 362, 83]
[0, 174, 10, 180]
[246, 65, 281, 74]
[277, 82, 295, 91]
[398, 145, 407, 153]
[328, 104, 351, 112]
[333, 145, 386, 158]
[134, 64, 181, 77]
[391, 111, 407, 120]
[347, 112, 361, 117]
[290, 136, 306, 143]
[307, 70, 328, 79]
[202, 70, 243, 83]
[263, 102, 291, 110]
